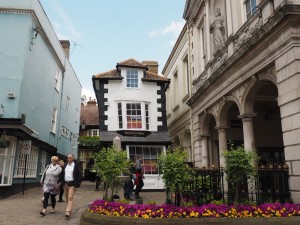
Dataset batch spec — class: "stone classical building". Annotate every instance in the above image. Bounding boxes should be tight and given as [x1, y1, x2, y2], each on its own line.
[162, 24, 194, 163]
[93, 59, 171, 189]
[164, 0, 300, 202]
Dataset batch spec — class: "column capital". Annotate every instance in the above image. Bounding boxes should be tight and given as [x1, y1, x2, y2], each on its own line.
[238, 113, 257, 121]
[215, 126, 229, 132]
[200, 134, 210, 139]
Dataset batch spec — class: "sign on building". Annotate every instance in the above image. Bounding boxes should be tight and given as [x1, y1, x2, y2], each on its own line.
[21, 140, 31, 155]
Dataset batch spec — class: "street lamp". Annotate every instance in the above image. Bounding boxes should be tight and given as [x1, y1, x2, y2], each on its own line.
[81, 120, 86, 130]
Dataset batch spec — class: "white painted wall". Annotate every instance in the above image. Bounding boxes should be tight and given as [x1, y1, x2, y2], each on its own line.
[104, 68, 162, 131]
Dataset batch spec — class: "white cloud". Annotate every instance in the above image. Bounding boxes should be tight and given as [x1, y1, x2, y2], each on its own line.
[149, 20, 185, 38]
[50, 2, 83, 42]
[162, 21, 185, 37]
[149, 30, 160, 37]
[81, 87, 96, 102]
[149, 20, 185, 47]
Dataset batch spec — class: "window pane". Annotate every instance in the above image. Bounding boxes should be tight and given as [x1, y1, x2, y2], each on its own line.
[126, 103, 142, 129]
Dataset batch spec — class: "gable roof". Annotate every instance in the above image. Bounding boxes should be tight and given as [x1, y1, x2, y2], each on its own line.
[93, 58, 170, 82]
[116, 58, 148, 69]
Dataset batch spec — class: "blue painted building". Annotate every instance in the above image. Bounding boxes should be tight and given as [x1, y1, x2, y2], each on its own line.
[0, 0, 82, 198]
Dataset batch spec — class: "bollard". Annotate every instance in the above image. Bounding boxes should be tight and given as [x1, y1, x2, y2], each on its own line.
[136, 197, 143, 204]
[95, 174, 100, 191]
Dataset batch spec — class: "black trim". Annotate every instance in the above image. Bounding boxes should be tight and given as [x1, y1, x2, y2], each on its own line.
[93, 79, 108, 131]
[156, 84, 168, 132]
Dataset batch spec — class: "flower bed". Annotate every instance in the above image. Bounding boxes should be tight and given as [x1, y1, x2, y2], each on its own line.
[89, 200, 300, 219]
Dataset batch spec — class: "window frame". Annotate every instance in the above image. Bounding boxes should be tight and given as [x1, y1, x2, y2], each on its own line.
[126, 70, 139, 88]
[54, 68, 61, 92]
[14, 145, 39, 178]
[126, 103, 142, 130]
[50, 107, 58, 134]
[0, 139, 16, 186]
[87, 129, 100, 137]
[39, 151, 47, 175]
[245, 0, 257, 19]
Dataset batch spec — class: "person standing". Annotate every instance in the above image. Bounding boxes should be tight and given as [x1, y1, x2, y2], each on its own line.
[40, 156, 62, 216]
[58, 154, 82, 218]
[123, 162, 135, 200]
[58, 160, 65, 202]
[133, 156, 144, 199]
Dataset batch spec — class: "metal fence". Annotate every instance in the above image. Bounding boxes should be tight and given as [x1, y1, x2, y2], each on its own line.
[174, 163, 290, 206]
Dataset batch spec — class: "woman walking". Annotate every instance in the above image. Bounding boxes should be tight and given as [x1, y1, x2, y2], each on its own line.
[40, 156, 62, 216]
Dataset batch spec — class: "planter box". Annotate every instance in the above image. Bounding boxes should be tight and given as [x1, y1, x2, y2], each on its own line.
[116, 175, 130, 182]
[80, 209, 300, 225]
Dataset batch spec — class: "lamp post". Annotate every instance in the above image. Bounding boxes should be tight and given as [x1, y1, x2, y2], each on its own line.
[81, 120, 86, 130]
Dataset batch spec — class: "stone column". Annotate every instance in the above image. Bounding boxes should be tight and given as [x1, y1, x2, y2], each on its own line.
[217, 127, 228, 168]
[205, 0, 211, 61]
[239, 114, 257, 151]
[217, 127, 228, 193]
[225, 0, 233, 36]
[201, 135, 209, 168]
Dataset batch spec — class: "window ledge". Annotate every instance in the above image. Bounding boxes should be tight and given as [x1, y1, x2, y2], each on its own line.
[167, 113, 171, 119]
[181, 93, 190, 103]
[172, 104, 179, 112]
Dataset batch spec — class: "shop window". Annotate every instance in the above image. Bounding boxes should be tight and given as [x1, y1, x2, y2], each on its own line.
[39, 151, 47, 175]
[128, 145, 163, 174]
[0, 140, 15, 185]
[14, 145, 38, 178]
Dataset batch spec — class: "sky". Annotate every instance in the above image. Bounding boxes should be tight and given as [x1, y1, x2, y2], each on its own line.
[39, 0, 186, 101]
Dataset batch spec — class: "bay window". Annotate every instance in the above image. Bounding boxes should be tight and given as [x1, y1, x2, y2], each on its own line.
[118, 102, 150, 130]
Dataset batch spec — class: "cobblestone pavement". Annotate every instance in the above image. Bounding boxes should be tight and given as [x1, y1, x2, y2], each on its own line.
[0, 181, 166, 225]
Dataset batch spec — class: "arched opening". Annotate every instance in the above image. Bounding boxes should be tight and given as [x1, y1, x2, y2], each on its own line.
[202, 114, 219, 167]
[251, 81, 284, 164]
[173, 135, 181, 148]
[218, 100, 244, 149]
[184, 130, 192, 163]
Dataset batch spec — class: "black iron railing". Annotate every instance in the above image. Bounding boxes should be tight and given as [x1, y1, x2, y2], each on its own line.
[174, 163, 290, 206]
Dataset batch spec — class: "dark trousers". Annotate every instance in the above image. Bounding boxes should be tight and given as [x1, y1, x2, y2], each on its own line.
[43, 192, 56, 209]
[59, 184, 64, 200]
[135, 178, 144, 197]
[123, 180, 134, 200]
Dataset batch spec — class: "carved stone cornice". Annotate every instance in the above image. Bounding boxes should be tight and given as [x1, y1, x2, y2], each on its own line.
[234, 16, 263, 51]
[192, 70, 208, 90]
[187, 5, 300, 107]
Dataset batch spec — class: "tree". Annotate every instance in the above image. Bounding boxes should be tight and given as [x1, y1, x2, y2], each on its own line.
[93, 145, 129, 200]
[158, 147, 194, 206]
[224, 143, 259, 205]
[78, 136, 100, 148]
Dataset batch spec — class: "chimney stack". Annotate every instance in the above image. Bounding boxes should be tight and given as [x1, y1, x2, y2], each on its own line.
[60, 40, 70, 59]
[142, 60, 159, 74]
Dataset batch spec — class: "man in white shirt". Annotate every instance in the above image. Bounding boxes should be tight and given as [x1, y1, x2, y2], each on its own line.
[58, 154, 82, 218]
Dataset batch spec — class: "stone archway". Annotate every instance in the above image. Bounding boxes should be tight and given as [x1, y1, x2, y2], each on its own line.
[184, 130, 192, 163]
[174, 135, 181, 148]
[201, 113, 219, 168]
[243, 79, 284, 164]
[217, 99, 243, 166]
